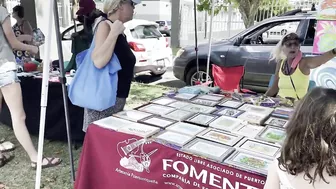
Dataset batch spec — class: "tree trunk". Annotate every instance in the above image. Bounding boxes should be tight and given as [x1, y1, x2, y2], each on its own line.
[236, 0, 262, 28]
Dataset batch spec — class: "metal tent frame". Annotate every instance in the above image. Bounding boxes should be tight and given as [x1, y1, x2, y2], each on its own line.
[35, 0, 75, 188]
[193, 0, 215, 84]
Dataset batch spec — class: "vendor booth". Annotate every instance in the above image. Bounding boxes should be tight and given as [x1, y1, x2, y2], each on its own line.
[75, 91, 293, 189]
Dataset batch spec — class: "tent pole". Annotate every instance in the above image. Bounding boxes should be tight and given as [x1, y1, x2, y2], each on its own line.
[206, 0, 215, 83]
[193, 0, 200, 81]
[34, 0, 54, 188]
[53, 0, 76, 182]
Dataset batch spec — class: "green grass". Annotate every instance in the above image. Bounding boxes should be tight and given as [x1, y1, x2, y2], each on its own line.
[0, 82, 173, 189]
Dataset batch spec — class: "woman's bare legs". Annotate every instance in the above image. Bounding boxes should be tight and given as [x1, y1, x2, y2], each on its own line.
[1, 82, 37, 161]
[1, 82, 60, 165]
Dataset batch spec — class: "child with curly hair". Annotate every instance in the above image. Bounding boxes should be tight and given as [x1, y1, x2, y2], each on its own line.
[264, 87, 336, 189]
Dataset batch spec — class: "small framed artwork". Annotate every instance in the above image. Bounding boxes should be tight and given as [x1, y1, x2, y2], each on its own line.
[151, 96, 177, 105]
[218, 100, 244, 109]
[154, 130, 195, 148]
[117, 122, 161, 138]
[224, 150, 273, 175]
[209, 116, 244, 132]
[174, 93, 197, 100]
[113, 110, 153, 122]
[162, 109, 195, 121]
[236, 138, 281, 158]
[272, 107, 295, 119]
[137, 104, 175, 115]
[183, 138, 235, 162]
[185, 113, 218, 126]
[232, 124, 264, 138]
[238, 112, 269, 125]
[191, 98, 219, 107]
[256, 125, 286, 145]
[197, 128, 244, 147]
[238, 104, 273, 115]
[181, 104, 217, 114]
[265, 117, 288, 128]
[212, 108, 245, 118]
[93, 116, 134, 130]
[197, 94, 224, 102]
[139, 116, 177, 128]
[167, 101, 192, 109]
[166, 122, 206, 136]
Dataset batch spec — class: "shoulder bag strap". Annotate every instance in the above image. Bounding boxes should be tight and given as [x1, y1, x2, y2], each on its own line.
[285, 62, 300, 100]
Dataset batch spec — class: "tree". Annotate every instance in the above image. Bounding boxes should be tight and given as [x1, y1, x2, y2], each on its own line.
[197, 0, 291, 28]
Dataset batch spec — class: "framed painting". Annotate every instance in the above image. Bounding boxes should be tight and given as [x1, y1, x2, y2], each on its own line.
[191, 98, 219, 107]
[197, 94, 224, 101]
[183, 138, 235, 162]
[174, 93, 197, 100]
[162, 109, 195, 121]
[137, 104, 176, 115]
[316, 0, 336, 20]
[224, 150, 273, 175]
[265, 117, 288, 128]
[181, 104, 217, 114]
[113, 110, 153, 122]
[139, 116, 177, 128]
[166, 122, 206, 136]
[256, 126, 286, 145]
[197, 128, 244, 147]
[185, 113, 218, 126]
[232, 124, 264, 138]
[209, 116, 244, 132]
[236, 138, 281, 158]
[154, 130, 195, 148]
[151, 96, 177, 105]
[218, 100, 244, 109]
[212, 107, 245, 118]
[238, 112, 269, 125]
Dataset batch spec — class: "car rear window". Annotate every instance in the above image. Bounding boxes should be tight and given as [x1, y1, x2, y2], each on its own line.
[131, 25, 162, 39]
[155, 21, 165, 26]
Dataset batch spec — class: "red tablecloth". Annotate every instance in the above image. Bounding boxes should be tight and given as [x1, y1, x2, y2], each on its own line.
[75, 125, 266, 189]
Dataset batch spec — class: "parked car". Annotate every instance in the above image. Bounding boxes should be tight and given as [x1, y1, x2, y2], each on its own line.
[61, 19, 172, 76]
[173, 9, 318, 92]
[155, 20, 171, 36]
[124, 19, 172, 76]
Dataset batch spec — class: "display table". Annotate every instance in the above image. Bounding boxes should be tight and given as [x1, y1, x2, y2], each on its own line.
[75, 124, 266, 189]
[0, 76, 85, 142]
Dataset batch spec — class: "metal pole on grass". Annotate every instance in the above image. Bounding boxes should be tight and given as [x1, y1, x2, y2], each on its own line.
[35, 0, 54, 188]
[206, 0, 215, 83]
[53, 0, 76, 182]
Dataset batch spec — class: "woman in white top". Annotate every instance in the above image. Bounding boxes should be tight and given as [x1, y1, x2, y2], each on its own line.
[0, 2, 61, 168]
[264, 87, 336, 189]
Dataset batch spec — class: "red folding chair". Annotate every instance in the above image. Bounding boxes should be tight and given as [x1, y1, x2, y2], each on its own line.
[212, 64, 256, 94]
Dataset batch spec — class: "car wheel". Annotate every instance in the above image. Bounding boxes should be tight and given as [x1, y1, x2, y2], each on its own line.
[150, 70, 166, 77]
[185, 65, 213, 86]
[281, 29, 287, 35]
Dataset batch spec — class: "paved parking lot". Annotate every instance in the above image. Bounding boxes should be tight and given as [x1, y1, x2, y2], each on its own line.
[134, 67, 186, 89]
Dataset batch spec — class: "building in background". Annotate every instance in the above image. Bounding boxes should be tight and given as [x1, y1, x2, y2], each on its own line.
[133, 0, 171, 21]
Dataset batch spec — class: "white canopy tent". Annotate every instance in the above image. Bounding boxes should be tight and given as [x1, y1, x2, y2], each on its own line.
[34, 0, 217, 188]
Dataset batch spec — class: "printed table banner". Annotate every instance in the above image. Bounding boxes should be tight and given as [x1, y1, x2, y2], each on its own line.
[75, 125, 267, 189]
